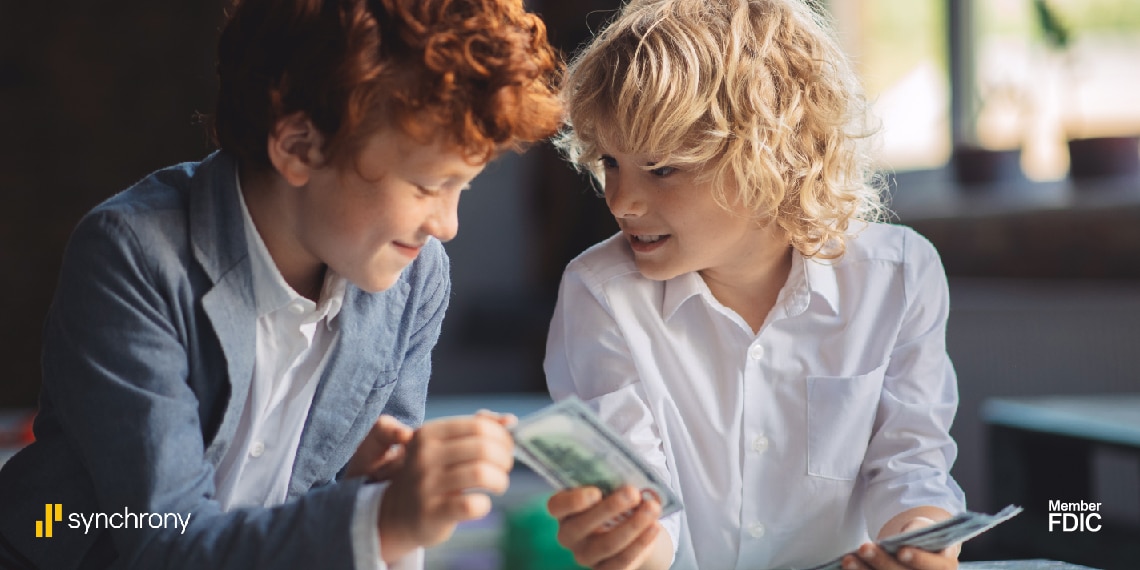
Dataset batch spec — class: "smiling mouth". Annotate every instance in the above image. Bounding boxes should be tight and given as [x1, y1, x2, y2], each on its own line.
[627, 233, 670, 252]
[393, 241, 423, 257]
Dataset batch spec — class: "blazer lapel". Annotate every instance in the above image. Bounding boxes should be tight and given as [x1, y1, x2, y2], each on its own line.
[288, 280, 409, 494]
[188, 153, 258, 464]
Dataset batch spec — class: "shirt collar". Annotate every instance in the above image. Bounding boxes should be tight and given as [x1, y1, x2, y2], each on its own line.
[660, 249, 840, 322]
[235, 174, 347, 326]
[662, 271, 706, 322]
[797, 251, 841, 316]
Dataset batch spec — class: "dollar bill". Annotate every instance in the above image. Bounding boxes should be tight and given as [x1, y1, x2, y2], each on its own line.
[510, 396, 682, 518]
[801, 505, 1023, 570]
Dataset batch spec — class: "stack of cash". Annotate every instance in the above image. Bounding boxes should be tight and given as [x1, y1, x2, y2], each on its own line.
[511, 396, 683, 518]
[804, 505, 1024, 570]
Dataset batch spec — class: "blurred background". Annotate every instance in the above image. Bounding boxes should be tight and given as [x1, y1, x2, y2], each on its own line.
[1, 0, 1139, 568]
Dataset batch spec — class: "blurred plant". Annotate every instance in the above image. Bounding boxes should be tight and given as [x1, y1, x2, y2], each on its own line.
[1032, 0, 1072, 51]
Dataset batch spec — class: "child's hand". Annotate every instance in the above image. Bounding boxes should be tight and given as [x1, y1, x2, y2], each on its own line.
[345, 415, 413, 482]
[547, 485, 663, 570]
[841, 517, 960, 570]
[375, 415, 515, 562]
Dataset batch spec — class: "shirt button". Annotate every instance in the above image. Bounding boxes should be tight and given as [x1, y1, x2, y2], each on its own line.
[752, 435, 769, 453]
[288, 302, 305, 315]
[748, 344, 765, 360]
[748, 523, 766, 538]
[249, 441, 265, 458]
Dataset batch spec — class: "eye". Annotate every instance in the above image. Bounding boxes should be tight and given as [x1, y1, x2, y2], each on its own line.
[415, 184, 441, 196]
[649, 165, 677, 177]
[599, 155, 618, 169]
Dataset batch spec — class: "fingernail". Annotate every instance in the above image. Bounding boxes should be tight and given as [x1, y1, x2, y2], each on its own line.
[843, 560, 858, 570]
[899, 549, 913, 563]
[859, 545, 874, 559]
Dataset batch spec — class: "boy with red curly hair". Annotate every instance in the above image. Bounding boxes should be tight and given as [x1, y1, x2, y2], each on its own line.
[0, 1, 561, 569]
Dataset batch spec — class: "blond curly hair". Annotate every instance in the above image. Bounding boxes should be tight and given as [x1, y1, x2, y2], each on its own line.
[554, 0, 886, 258]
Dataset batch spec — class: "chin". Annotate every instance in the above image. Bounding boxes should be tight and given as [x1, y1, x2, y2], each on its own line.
[634, 260, 683, 282]
[356, 271, 403, 293]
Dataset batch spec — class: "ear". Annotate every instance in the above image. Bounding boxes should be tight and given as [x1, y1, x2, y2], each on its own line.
[267, 112, 325, 187]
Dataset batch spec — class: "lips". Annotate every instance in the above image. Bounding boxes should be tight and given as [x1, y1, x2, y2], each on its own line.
[627, 232, 670, 253]
[393, 241, 423, 258]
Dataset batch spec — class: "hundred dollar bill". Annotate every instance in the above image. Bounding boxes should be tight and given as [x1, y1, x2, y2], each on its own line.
[510, 396, 682, 518]
[801, 505, 1023, 570]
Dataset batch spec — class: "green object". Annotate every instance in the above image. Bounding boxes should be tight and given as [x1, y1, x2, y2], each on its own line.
[1033, 0, 1071, 50]
[500, 494, 587, 570]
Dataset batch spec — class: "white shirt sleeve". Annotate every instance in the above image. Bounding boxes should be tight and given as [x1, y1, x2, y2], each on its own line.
[859, 231, 967, 536]
[352, 483, 425, 570]
[545, 266, 679, 567]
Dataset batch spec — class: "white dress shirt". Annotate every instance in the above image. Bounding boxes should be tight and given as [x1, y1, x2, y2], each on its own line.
[211, 181, 422, 570]
[545, 222, 966, 570]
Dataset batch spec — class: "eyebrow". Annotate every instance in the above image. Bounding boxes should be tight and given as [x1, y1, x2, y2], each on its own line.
[599, 153, 663, 168]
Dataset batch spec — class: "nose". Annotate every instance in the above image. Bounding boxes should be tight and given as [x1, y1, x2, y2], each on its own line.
[423, 192, 460, 242]
[604, 175, 647, 219]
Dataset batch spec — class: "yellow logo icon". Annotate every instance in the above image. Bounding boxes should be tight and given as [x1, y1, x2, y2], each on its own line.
[36, 504, 62, 538]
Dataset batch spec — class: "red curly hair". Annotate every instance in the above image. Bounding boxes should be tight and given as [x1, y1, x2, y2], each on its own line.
[212, 0, 563, 169]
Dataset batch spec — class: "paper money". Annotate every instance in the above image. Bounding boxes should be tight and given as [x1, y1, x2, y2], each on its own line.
[511, 396, 682, 517]
[802, 505, 1023, 570]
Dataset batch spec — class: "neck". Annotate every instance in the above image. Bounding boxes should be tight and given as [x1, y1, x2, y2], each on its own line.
[239, 165, 326, 301]
[700, 228, 794, 334]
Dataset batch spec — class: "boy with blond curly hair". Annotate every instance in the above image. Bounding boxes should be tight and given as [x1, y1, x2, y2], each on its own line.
[544, 1, 965, 569]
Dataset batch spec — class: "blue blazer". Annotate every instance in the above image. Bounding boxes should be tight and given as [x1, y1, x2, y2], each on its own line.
[0, 152, 449, 569]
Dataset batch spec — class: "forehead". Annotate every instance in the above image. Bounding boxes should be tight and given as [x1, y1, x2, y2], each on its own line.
[357, 127, 486, 180]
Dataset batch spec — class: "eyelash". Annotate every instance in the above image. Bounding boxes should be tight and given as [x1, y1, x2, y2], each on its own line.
[598, 155, 678, 178]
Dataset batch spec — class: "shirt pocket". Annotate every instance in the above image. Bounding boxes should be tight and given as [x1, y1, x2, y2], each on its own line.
[806, 362, 888, 480]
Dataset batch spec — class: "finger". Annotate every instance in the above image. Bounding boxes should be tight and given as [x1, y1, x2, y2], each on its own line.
[366, 446, 406, 482]
[436, 492, 494, 522]
[414, 432, 515, 471]
[346, 417, 412, 479]
[558, 486, 644, 546]
[895, 547, 959, 570]
[419, 415, 513, 443]
[548, 487, 604, 520]
[854, 544, 913, 570]
[570, 498, 661, 568]
[899, 516, 937, 534]
[375, 415, 414, 444]
[475, 408, 518, 428]
[430, 460, 511, 496]
[594, 519, 661, 570]
[842, 554, 870, 570]
[939, 543, 962, 559]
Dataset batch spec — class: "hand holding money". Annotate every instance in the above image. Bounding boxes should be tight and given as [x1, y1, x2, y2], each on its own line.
[512, 397, 681, 570]
[807, 506, 1022, 570]
[548, 485, 669, 570]
[510, 397, 682, 517]
[376, 414, 515, 563]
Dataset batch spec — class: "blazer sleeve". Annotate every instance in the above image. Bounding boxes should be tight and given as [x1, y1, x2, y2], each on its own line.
[40, 210, 364, 569]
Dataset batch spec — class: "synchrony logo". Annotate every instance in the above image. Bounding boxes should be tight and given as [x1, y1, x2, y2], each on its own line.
[35, 504, 62, 538]
[34, 504, 192, 537]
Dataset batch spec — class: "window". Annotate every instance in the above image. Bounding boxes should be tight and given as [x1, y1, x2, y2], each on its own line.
[831, 0, 950, 172]
[831, 0, 1140, 179]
